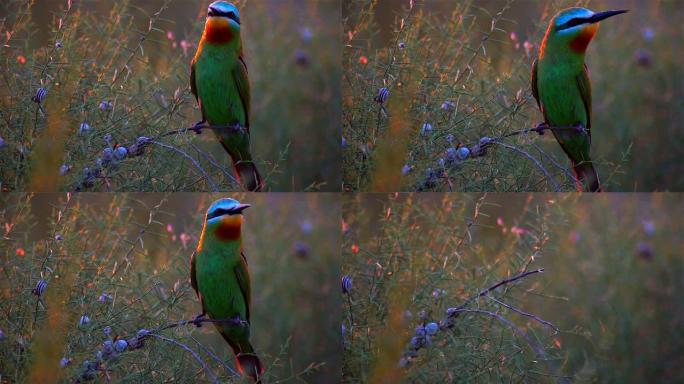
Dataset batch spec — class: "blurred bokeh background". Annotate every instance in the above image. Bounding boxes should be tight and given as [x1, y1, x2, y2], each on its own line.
[0, 193, 341, 382]
[342, 193, 683, 382]
[343, 0, 683, 191]
[0, 0, 340, 191]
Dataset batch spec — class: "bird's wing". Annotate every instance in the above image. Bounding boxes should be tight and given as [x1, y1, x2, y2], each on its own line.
[190, 60, 198, 103]
[234, 251, 252, 322]
[531, 58, 542, 112]
[576, 64, 592, 137]
[232, 55, 251, 130]
[190, 250, 199, 296]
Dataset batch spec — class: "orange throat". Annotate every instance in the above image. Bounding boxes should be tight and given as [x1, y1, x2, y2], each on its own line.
[203, 18, 234, 44]
[213, 215, 242, 241]
[569, 24, 598, 53]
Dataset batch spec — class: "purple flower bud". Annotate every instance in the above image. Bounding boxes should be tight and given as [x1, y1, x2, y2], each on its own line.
[410, 336, 422, 348]
[79, 315, 90, 327]
[114, 339, 128, 353]
[446, 134, 455, 143]
[415, 325, 426, 337]
[0, 136, 5, 149]
[33, 279, 48, 296]
[32, 88, 47, 104]
[55, 41, 63, 49]
[441, 101, 455, 110]
[299, 27, 313, 43]
[375, 87, 389, 104]
[300, 220, 313, 234]
[480, 137, 492, 145]
[341, 137, 347, 148]
[420, 123, 432, 136]
[402, 164, 413, 175]
[456, 147, 470, 160]
[99, 101, 113, 110]
[114, 146, 127, 161]
[425, 322, 439, 335]
[642, 27, 655, 42]
[79, 122, 90, 135]
[137, 329, 150, 338]
[98, 292, 113, 302]
[341, 275, 353, 294]
[60, 357, 71, 367]
[642, 220, 655, 236]
[59, 164, 70, 176]
[437, 158, 446, 168]
[103, 326, 112, 335]
[103, 134, 112, 144]
[55, 234, 63, 241]
[398, 42, 406, 49]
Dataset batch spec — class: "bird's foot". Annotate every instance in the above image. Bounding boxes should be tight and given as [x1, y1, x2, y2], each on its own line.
[533, 122, 549, 135]
[573, 123, 587, 135]
[191, 313, 206, 327]
[191, 120, 207, 134]
[229, 315, 249, 328]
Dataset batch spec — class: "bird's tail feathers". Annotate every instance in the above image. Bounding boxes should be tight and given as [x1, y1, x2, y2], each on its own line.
[222, 334, 264, 383]
[572, 160, 601, 192]
[234, 160, 263, 192]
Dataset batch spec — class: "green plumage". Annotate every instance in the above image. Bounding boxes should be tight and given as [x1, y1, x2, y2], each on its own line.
[190, 3, 263, 191]
[190, 197, 262, 382]
[191, 236, 252, 353]
[529, 7, 626, 192]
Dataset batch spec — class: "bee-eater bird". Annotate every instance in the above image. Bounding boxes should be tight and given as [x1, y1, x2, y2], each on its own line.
[191, 198, 263, 382]
[531, 8, 627, 192]
[191, 1, 263, 192]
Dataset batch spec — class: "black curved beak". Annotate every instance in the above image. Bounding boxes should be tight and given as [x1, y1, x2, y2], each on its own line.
[230, 203, 251, 214]
[588, 10, 628, 24]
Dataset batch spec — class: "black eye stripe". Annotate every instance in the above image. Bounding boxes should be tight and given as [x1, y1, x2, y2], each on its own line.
[208, 9, 240, 23]
[557, 17, 588, 31]
[207, 208, 234, 220]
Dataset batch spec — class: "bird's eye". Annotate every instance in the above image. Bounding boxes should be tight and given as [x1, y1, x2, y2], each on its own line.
[227, 11, 240, 24]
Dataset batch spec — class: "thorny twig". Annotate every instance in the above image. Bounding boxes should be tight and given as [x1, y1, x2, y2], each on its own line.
[415, 124, 586, 191]
[70, 124, 246, 191]
[399, 268, 553, 366]
[74, 316, 247, 382]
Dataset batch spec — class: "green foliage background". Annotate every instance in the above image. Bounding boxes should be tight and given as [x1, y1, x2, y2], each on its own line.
[342, 193, 683, 383]
[0, 0, 340, 192]
[343, 0, 683, 192]
[0, 193, 341, 383]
